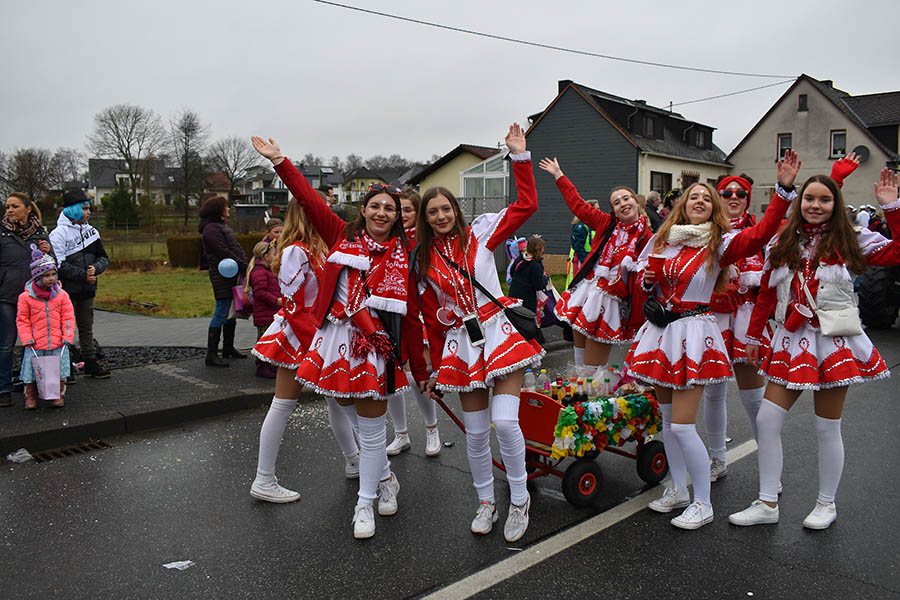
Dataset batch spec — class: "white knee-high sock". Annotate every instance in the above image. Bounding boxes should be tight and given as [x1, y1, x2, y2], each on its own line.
[660, 404, 688, 491]
[573, 346, 585, 369]
[326, 397, 359, 457]
[739, 386, 765, 441]
[256, 396, 297, 483]
[356, 415, 389, 506]
[492, 393, 528, 506]
[670, 423, 712, 505]
[407, 370, 437, 428]
[756, 399, 788, 503]
[387, 393, 408, 434]
[337, 402, 359, 437]
[815, 415, 844, 505]
[703, 382, 727, 461]
[463, 408, 494, 503]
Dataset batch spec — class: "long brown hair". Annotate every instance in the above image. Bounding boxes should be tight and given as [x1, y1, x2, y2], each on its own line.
[343, 187, 405, 244]
[654, 182, 731, 290]
[272, 196, 328, 276]
[416, 186, 469, 277]
[768, 175, 867, 274]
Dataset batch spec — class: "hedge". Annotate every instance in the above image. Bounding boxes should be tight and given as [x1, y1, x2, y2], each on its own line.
[166, 233, 264, 268]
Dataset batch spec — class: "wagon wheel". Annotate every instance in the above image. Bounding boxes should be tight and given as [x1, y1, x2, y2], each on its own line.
[562, 459, 603, 507]
[636, 440, 668, 484]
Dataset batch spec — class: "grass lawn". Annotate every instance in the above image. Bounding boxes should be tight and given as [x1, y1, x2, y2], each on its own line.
[94, 267, 215, 318]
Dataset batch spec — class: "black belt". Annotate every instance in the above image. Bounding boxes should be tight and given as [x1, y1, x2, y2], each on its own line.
[666, 305, 710, 323]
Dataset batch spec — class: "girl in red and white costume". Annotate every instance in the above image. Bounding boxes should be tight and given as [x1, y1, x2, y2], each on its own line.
[249, 195, 335, 503]
[704, 157, 862, 481]
[385, 189, 442, 458]
[252, 136, 429, 539]
[628, 152, 799, 529]
[729, 168, 900, 530]
[538, 157, 651, 375]
[419, 124, 542, 543]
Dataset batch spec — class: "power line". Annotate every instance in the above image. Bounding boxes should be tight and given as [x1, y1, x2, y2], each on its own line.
[670, 79, 795, 108]
[313, 0, 797, 79]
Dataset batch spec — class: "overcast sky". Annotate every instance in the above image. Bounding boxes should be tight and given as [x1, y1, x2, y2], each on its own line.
[2, 0, 898, 165]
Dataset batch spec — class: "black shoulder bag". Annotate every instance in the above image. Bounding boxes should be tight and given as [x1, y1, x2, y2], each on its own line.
[436, 248, 539, 341]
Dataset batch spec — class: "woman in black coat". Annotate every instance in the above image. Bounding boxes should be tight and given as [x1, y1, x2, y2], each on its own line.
[508, 236, 550, 342]
[0, 193, 52, 406]
[198, 197, 248, 367]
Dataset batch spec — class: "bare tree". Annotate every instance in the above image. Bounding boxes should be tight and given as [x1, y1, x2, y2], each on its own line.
[0, 151, 10, 197]
[88, 104, 166, 204]
[6, 148, 54, 207]
[170, 109, 210, 225]
[48, 147, 86, 190]
[328, 155, 341, 170]
[344, 153, 363, 174]
[207, 136, 259, 200]
[300, 153, 324, 167]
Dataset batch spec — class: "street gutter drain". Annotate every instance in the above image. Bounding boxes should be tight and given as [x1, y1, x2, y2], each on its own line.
[32, 440, 112, 463]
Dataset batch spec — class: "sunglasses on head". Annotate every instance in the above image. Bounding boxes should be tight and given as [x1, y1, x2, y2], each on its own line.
[721, 189, 748, 199]
[367, 183, 401, 196]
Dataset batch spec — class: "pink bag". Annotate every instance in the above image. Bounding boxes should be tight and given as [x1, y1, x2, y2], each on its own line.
[31, 349, 61, 400]
[232, 276, 252, 319]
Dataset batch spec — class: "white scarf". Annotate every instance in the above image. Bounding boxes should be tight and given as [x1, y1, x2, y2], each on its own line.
[665, 222, 713, 248]
[49, 211, 102, 260]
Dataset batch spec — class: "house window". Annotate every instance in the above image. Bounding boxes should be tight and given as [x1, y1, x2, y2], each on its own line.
[830, 130, 846, 158]
[777, 133, 792, 159]
[650, 171, 672, 195]
[681, 172, 699, 188]
[695, 130, 707, 147]
[798, 94, 808, 111]
[644, 116, 656, 138]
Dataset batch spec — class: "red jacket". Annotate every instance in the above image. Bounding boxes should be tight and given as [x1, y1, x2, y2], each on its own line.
[249, 263, 280, 327]
[16, 281, 76, 350]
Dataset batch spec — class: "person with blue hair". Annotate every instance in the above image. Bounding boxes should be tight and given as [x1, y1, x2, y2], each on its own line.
[49, 189, 111, 380]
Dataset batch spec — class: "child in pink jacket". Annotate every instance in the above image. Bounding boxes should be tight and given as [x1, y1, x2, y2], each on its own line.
[16, 245, 75, 408]
[246, 240, 281, 378]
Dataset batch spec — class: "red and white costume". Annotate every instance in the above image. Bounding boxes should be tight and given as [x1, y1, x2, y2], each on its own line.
[420, 153, 543, 392]
[552, 177, 650, 343]
[270, 158, 428, 399]
[747, 200, 900, 390]
[252, 242, 321, 368]
[625, 186, 793, 389]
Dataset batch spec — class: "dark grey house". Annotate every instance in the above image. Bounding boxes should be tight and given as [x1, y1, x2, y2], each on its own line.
[511, 80, 730, 254]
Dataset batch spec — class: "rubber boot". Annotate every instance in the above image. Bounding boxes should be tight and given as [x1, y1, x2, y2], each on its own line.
[206, 327, 229, 368]
[221, 320, 246, 359]
[24, 383, 38, 410]
[53, 380, 65, 407]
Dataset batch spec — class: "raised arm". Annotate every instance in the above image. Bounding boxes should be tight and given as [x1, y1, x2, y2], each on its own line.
[539, 157, 613, 232]
[485, 124, 538, 251]
[862, 168, 900, 266]
[251, 136, 345, 248]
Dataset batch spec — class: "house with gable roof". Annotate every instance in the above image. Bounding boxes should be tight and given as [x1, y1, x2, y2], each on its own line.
[728, 74, 900, 213]
[515, 79, 730, 258]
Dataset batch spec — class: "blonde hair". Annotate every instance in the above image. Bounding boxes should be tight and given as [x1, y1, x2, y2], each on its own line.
[272, 196, 329, 276]
[244, 241, 273, 296]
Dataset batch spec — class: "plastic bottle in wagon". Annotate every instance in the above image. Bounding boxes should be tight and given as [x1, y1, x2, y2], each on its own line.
[523, 369, 536, 392]
[536, 369, 550, 391]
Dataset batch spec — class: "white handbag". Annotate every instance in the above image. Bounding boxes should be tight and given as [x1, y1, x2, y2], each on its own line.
[802, 278, 863, 337]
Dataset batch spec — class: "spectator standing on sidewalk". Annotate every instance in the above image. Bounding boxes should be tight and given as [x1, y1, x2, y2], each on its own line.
[49, 189, 110, 380]
[0, 193, 53, 407]
[645, 191, 664, 232]
[246, 240, 280, 378]
[198, 197, 248, 367]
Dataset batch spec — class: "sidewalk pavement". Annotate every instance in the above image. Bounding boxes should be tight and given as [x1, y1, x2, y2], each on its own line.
[1, 311, 570, 456]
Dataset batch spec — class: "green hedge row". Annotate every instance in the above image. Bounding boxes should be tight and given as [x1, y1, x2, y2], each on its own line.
[166, 234, 264, 268]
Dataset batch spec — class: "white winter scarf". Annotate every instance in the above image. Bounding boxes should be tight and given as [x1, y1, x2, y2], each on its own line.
[49, 211, 101, 260]
[665, 222, 713, 248]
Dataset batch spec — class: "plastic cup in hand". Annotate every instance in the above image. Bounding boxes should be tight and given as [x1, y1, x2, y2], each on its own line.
[218, 258, 239, 278]
[648, 254, 666, 279]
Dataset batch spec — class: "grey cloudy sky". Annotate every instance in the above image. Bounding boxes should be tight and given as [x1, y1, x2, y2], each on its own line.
[2, 0, 898, 164]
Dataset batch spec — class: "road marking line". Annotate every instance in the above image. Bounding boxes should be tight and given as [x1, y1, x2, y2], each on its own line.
[425, 439, 759, 599]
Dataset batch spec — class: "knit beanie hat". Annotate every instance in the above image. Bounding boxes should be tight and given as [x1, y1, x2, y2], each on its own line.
[29, 244, 57, 280]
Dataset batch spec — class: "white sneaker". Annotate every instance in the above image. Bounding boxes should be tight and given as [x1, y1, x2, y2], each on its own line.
[802, 501, 837, 530]
[710, 458, 728, 482]
[671, 501, 714, 530]
[425, 426, 442, 457]
[377, 472, 400, 516]
[648, 486, 691, 513]
[471, 501, 499, 535]
[250, 477, 300, 504]
[729, 499, 779, 526]
[344, 451, 360, 479]
[504, 494, 531, 543]
[386, 432, 411, 456]
[352, 504, 376, 539]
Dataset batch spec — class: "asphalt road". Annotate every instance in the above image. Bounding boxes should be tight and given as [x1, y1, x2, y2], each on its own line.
[3, 330, 899, 599]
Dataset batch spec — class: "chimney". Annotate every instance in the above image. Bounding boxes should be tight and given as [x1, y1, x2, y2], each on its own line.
[558, 79, 573, 94]
[821, 80, 833, 88]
